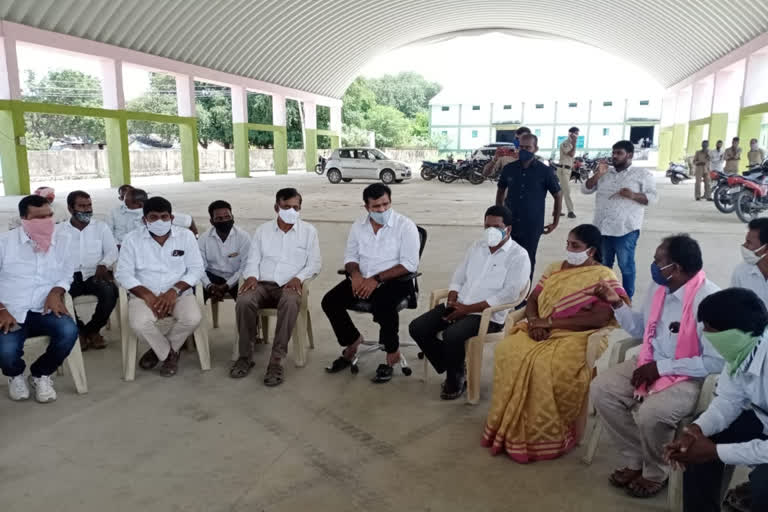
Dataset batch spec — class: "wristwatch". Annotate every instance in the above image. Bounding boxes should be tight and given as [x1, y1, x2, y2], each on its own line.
[172, 286, 183, 296]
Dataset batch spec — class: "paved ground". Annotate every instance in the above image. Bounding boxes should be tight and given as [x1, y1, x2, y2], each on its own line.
[0, 170, 750, 512]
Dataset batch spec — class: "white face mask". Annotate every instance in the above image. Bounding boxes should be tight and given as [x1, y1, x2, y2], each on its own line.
[147, 219, 172, 236]
[741, 244, 766, 265]
[485, 227, 506, 247]
[278, 207, 299, 225]
[566, 249, 590, 266]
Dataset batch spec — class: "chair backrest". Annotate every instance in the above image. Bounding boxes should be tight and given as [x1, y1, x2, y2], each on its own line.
[407, 225, 428, 308]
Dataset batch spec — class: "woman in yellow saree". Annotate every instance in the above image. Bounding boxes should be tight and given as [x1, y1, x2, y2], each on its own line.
[482, 224, 629, 463]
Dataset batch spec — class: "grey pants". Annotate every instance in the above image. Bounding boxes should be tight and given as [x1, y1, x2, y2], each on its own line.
[235, 281, 300, 362]
[590, 357, 702, 481]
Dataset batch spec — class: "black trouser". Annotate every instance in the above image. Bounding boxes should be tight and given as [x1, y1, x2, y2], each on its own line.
[69, 272, 118, 336]
[511, 229, 541, 279]
[409, 304, 502, 375]
[203, 271, 239, 302]
[683, 410, 768, 512]
[321, 278, 412, 354]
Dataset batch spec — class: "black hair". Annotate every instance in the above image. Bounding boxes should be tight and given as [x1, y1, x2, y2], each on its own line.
[118, 184, 133, 194]
[612, 140, 634, 154]
[515, 126, 531, 136]
[66, 190, 90, 209]
[520, 132, 538, 147]
[733, 137, 740, 142]
[716, 140, 723, 144]
[129, 188, 148, 202]
[702, 140, 709, 145]
[208, 200, 232, 218]
[363, 183, 391, 204]
[662, 234, 703, 274]
[18, 195, 49, 217]
[570, 224, 603, 264]
[275, 187, 302, 204]
[749, 218, 768, 245]
[484, 205, 514, 226]
[568, 126, 579, 134]
[143, 196, 172, 216]
[698, 288, 768, 336]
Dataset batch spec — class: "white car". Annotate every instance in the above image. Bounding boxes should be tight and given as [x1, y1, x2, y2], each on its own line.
[470, 142, 516, 162]
[324, 148, 412, 184]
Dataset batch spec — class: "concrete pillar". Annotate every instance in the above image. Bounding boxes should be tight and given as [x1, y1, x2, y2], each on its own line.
[175, 75, 199, 182]
[738, 113, 762, 171]
[101, 59, 130, 187]
[0, 37, 21, 100]
[690, 78, 714, 121]
[304, 101, 317, 172]
[330, 105, 341, 149]
[0, 36, 28, 195]
[742, 53, 768, 108]
[232, 85, 249, 177]
[271, 94, 288, 174]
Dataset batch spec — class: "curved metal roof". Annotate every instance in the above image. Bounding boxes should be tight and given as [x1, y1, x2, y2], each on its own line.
[2, 0, 767, 98]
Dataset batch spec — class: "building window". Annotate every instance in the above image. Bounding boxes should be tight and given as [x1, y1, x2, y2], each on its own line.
[441, 130, 448, 136]
[534, 129, 542, 136]
[472, 105, 480, 111]
[503, 104, 512, 110]
[602, 128, 610, 136]
[471, 130, 478, 138]
[603, 101, 613, 107]
[535, 104, 544, 109]
[639, 100, 650, 106]
[441, 106, 450, 111]
[568, 102, 578, 108]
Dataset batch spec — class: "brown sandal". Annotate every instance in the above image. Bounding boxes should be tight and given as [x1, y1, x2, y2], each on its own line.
[626, 477, 668, 498]
[230, 357, 255, 378]
[609, 468, 643, 488]
[88, 333, 107, 350]
[264, 363, 284, 387]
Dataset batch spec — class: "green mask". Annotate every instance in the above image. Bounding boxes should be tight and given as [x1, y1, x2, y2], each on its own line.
[703, 329, 759, 375]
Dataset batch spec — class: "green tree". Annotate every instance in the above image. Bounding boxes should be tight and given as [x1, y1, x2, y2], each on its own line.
[367, 72, 441, 119]
[410, 111, 430, 138]
[365, 105, 411, 148]
[126, 72, 179, 143]
[341, 77, 376, 128]
[195, 83, 234, 148]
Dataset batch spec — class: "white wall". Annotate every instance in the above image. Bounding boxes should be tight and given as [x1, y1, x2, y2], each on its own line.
[492, 102, 522, 124]
[627, 98, 662, 120]
[557, 100, 590, 125]
[431, 104, 460, 126]
[460, 126, 491, 149]
[530, 125, 555, 150]
[589, 125, 619, 148]
[524, 101, 556, 123]
[432, 127, 459, 149]
[591, 99, 624, 123]
[461, 103, 490, 125]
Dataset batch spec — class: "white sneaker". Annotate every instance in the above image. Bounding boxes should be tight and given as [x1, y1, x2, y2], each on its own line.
[29, 375, 57, 403]
[8, 375, 30, 401]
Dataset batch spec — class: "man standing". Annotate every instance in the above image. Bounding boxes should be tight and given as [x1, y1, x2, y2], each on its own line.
[590, 234, 723, 499]
[0, 195, 78, 402]
[582, 140, 656, 298]
[323, 183, 420, 383]
[63, 191, 119, 351]
[709, 140, 724, 173]
[724, 137, 742, 173]
[233, 188, 321, 386]
[748, 138, 765, 168]
[495, 133, 562, 276]
[199, 200, 250, 303]
[557, 126, 579, 218]
[731, 218, 768, 306]
[693, 140, 712, 201]
[115, 197, 204, 377]
[512, 126, 531, 149]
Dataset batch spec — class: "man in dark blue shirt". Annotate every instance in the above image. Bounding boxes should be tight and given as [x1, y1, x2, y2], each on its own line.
[495, 133, 563, 275]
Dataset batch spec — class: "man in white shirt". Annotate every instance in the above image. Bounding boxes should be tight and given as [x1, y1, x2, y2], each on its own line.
[731, 218, 768, 306]
[323, 183, 420, 383]
[0, 195, 78, 403]
[709, 140, 725, 173]
[62, 190, 119, 351]
[107, 188, 197, 245]
[590, 234, 723, 498]
[665, 288, 768, 512]
[199, 200, 250, 302]
[115, 196, 205, 377]
[408, 205, 530, 399]
[233, 188, 321, 386]
[7, 186, 69, 230]
[582, 140, 657, 298]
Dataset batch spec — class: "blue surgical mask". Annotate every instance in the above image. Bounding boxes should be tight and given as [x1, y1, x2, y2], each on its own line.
[650, 262, 674, 286]
[369, 209, 391, 225]
[518, 149, 534, 162]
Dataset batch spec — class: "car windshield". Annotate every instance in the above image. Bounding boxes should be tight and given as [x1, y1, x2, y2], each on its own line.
[369, 149, 388, 160]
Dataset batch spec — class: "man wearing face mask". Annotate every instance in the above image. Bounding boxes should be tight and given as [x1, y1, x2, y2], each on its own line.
[7, 186, 69, 230]
[589, 234, 723, 499]
[115, 196, 205, 377]
[198, 200, 250, 303]
[583, 140, 657, 299]
[408, 205, 530, 400]
[62, 190, 119, 351]
[108, 188, 197, 246]
[731, 218, 768, 307]
[496, 133, 563, 277]
[324, 183, 420, 383]
[0, 195, 77, 403]
[748, 138, 765, 168]
[724, 137, 742, 174]
[233, 188, 321, 386]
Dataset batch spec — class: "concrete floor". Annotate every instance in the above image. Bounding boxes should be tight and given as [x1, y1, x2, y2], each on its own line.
[0, 171, 750, 512]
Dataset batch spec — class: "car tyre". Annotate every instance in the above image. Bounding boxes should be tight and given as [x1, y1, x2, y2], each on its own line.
[327, 168, 342, 184]
[342, 178, 352, 183]
[380, 169, 396, 184]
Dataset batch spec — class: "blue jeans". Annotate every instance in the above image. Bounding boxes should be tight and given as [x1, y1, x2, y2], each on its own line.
[0, 312, 78, 378]
[602, 230, 640, 298]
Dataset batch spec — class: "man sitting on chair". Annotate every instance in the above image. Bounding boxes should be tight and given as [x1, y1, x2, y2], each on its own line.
[115, 197, 204, 377]
[323, 183, 420, 383]
[233, 188, 321, 386]
[0, 195, 78, 403]
[199, 200, 250, 303]
[589, 234, 723, 499]
[62, 190, 119, 351]
[108, 188, 197, 246]
[409, 205, 530, 400]
[7, 186, 69, 229]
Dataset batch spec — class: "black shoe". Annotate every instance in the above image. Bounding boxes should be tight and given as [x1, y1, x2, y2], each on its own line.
[567, 212, 576, 219]
[440, 373, 467, 400]
[371, 364, 393, 383]
[695, 198, 701, 201]
[325, 355, 352, 373]
[139, 349, 159, 370]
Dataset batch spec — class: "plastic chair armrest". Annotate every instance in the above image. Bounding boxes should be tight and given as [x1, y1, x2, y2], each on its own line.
[608, 337, 643, 366]
[429, 289, 451, 309]
[695, 374, 720, 414]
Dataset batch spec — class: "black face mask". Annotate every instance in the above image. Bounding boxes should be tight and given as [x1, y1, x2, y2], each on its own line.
[213, 220, 235, 234]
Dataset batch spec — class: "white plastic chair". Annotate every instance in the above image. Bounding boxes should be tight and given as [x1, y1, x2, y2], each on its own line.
[230, 276, 316, 367]
[27, 293, 88, 394]
[118, 283, 211, 381]
[72, 293, 121, 333]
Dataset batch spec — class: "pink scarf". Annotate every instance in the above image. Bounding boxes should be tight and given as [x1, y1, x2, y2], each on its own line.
[22, 218, 55, 253]
[635, 270, 706, 396]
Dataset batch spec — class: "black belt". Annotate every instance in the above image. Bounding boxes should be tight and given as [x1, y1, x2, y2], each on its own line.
[556, 164, 572, 169]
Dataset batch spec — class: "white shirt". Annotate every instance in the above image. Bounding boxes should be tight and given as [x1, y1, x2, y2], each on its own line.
[60, 220, 119, 280]
[115, 226, 204, 295]
[709, 149, 725, 172]
[7, 200, 69, 230]
[449, 238, 531, 324]
[243, 219, 322, 286]
[343, 210, 420, 278]
[582, 166, 658, 237]
[198, 226, 251, 288]
[614, 279, 724, 377]
[695, 331, 768, 465]
[107, 205, 194, 244]
[731, 263, 768, 307]
[0, 225, 75, 323]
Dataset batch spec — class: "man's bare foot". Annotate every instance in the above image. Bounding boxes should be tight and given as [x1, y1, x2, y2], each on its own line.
[609, 468, 642, 488]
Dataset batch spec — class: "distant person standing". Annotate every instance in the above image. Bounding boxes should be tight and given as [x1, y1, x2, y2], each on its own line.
[709, 140, 725, 173]
[693, 140, 712, 201]
[556, 127, 579, 219]
[748, 138, 766, 167]
[496, 133, 562, 275]
[724, 137, 742, 173]
[512, 126, 531, 149]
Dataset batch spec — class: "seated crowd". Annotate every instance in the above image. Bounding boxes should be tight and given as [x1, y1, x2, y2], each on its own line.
[1, 180, 767, 511]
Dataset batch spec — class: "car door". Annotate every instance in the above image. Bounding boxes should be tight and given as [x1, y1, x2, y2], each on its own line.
[336, 149, 354, 177]
[356, 150, 379, 180]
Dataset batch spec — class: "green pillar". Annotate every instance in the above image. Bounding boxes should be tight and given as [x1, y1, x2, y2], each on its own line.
[686, 124, 704, 156]
[709, 113, 728, 146]
[0, 106, 29, 195]
[273, 125, 288, 175]
[670, 123, 687, 162]
[179, 119, 199, 182]
[233, 122, 250, 178]
[738, 111, 762, 172]
[330, 134, 340, 149]
[657, 129, 673, 170]
[305, 128, 317, 172]
[104, 116, 130, 187]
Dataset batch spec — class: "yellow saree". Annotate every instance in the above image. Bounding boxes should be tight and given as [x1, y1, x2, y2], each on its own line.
[481, 262, 626, 463]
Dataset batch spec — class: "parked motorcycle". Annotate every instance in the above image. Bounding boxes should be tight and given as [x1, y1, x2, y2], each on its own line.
[666, 162, 690, 185]
[570, 154, 592, 182]
[712, 166, 766, 214]
[314, 156, 327, 175]
[734, 163, 768, 223]
[420, 160, 442, 180]
[437, 159, 485, 185]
